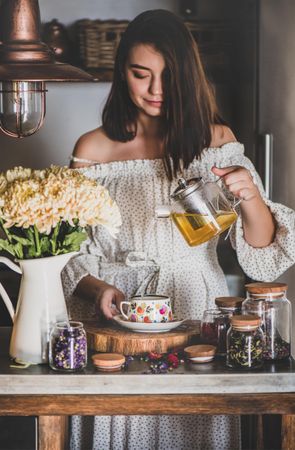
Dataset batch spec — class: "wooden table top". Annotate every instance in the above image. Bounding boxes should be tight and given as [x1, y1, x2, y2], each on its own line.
[0, 326, 294, 396]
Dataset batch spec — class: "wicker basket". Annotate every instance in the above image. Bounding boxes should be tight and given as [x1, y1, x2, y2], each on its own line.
[77, 19, 129, 70]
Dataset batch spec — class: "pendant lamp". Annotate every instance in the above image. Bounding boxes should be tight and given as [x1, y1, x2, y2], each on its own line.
[0, 0, 95, 138]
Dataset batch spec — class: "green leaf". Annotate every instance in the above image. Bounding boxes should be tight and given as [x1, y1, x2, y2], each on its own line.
[11, 235, 33, 246]
[50, 223, 61, 254]
[0, 238, 17, 257]
[0, 220, 12, 243]
[62, 230, 87, 252]
[0, 223, 87, 259]
[25, 228, 35, 241]
[27, 245, 38, 258]
[13, 242, 23, 259]
[33, 225, 41, 257]
[40, 236, 50, 254]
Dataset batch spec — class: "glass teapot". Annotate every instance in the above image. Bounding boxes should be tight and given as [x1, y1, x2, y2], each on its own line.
[157, 177, 240, 247]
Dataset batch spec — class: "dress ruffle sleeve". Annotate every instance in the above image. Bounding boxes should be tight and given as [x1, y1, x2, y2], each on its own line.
[201, 142, 295, 281]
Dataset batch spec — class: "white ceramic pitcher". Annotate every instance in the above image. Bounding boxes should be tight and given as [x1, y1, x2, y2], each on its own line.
[0, 252, 75, 364]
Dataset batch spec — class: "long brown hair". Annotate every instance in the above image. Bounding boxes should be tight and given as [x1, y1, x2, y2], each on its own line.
[102, 9, 224, 179]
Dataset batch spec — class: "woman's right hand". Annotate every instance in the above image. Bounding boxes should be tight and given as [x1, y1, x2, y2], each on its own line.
[96, 281, 125, 320]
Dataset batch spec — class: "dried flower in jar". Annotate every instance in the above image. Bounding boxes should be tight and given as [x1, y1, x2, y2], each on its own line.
[49, 321, 87, 371]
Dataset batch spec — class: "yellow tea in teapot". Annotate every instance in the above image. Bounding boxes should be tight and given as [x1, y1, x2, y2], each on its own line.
[171, 210, 238, 246]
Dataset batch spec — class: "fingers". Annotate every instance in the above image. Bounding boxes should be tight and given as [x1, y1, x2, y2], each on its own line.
[100, 299, 114, 320]
[99, 289, 115, 319]
[98, 287, 125, 320]
[224, 179, 256, 200]
[212, 165, 250, 183]
[115, 290, 125, 307]
[231, 187, 256, 201]
[111, 306, 119, 316]
[211, 165, 258, 201]
[211, 166, 239, 176]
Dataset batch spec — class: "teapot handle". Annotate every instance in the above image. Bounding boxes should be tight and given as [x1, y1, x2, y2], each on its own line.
[0, 257, 22, 322]
[233, 198, 243, 209]
[215, 177, 243, 210]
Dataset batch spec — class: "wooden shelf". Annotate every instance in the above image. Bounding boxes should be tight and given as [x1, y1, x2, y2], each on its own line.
[74, 19, 237, 84]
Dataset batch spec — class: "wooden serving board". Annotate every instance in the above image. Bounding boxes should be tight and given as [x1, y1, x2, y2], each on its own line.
[84, 319, 200, 356]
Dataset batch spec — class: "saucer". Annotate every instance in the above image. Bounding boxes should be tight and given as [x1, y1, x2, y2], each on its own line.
[112, 315, 185, 333]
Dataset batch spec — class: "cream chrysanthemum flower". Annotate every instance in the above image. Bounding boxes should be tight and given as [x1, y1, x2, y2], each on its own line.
[0, 166, 122, 236]
[6, 167, 32, 183]
[0, 175, 7, 196]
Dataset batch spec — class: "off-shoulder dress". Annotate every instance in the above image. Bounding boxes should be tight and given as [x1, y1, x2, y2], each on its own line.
[62, 142, 295, 450]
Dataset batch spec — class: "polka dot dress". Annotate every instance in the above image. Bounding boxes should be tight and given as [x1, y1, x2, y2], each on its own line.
[62, 142, 295, 450]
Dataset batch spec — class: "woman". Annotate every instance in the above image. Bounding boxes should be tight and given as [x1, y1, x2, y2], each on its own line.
[62, 9, 295, 450]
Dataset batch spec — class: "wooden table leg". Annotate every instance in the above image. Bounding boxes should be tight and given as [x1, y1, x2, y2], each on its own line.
[256, 414, 264, 450]
[38, 416, 68, 450]
[282, 415, 295, 450]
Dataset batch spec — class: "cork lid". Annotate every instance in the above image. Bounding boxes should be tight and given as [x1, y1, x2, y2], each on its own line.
[184, 345, 216, 358]
[230, 314, 261, 329]
[215, 296, 244, 308]
[245, 282, 287, 294]
[91, 353, 125, 368]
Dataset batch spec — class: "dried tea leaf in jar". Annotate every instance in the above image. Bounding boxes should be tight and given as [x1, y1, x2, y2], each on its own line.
[226, 315, 265, 369]
[243, 283, 291, 360]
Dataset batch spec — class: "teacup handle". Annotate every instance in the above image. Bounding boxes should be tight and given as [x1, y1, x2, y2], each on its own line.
[120, 301, 131, 320]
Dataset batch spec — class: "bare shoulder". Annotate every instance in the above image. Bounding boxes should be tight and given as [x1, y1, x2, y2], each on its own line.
[71, 127, 115, 168]
[210, 125, 237, 148]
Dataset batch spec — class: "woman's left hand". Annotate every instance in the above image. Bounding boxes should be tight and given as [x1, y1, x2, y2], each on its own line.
[211, 165, 260, 202]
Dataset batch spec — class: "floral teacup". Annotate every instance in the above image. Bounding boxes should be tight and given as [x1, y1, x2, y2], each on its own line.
[119, 295, 173, 323]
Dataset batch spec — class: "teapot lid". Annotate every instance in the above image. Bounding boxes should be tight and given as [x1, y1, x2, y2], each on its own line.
[171, 177, 204, 200]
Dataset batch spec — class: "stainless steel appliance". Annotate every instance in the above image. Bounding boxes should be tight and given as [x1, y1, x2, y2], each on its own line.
[257, 0, 295, 353]
[201, 1, 295, 355]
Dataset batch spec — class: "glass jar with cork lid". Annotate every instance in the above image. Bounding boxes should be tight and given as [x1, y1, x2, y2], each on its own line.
[215, 296, 244, 315]
[226, 315, 265, 369]
[243, 282, 291, 360]
[49, 321, 87, 371]
[200, 309, 231, 355]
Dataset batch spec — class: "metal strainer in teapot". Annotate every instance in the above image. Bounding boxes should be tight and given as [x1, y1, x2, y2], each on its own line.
[168, 177, 239, 246]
